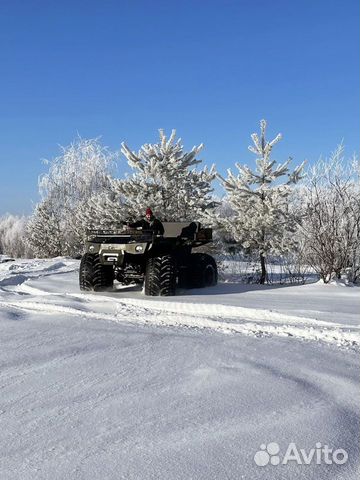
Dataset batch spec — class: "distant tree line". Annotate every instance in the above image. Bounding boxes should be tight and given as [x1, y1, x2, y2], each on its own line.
[1, 122, 359, 284]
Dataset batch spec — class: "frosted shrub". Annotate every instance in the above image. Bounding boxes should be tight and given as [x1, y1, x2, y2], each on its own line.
[0, 214, 32, 258]
[298, 145, 360, 283]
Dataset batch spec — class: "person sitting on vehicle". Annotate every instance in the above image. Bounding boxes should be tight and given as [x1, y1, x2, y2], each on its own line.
[124, 208, 164, 235]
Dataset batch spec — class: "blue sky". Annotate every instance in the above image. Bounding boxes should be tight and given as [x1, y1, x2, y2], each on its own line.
[0, 0, 359, 215]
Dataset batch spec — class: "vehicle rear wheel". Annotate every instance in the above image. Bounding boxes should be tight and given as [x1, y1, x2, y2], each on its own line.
[79, 253, 114, 291]
[145, 254, 176, 296]
[188, 253, 217, 288]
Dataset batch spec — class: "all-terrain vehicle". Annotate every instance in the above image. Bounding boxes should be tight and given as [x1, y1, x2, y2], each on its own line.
[79, 222, 217, 296]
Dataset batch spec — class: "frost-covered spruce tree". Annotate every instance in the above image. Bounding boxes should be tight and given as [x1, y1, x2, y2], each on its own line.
[217, 120, 305, 284]
[115, 129, 216, 221]
[26, 201, 64, 257]
[28, 137, 118, 257]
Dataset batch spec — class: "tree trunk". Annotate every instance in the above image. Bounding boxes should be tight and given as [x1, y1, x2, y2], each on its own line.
[260, 253, 266, 284]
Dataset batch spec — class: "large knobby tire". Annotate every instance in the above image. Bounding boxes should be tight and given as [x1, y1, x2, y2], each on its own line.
[145, 254, 176, 296]
[189, 253, 218, 288]
[79, 253, 114, 292]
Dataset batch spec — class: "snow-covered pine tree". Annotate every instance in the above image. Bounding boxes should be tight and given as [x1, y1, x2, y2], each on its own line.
[115, 129, 216, 221]
[217, 119, 305, 284]
[26, 200, 64, 257]
[69, 192, 129, 253]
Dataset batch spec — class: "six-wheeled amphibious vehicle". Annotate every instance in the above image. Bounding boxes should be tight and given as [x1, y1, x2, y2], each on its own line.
[79, 222, 217, 296]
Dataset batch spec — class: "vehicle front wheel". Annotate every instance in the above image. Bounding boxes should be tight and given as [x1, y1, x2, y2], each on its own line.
[79, 253, 114, 291]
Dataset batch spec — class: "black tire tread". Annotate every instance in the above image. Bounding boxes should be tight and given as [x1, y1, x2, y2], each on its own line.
[79, 253, 114, 291]
[145, 254, 176, 296]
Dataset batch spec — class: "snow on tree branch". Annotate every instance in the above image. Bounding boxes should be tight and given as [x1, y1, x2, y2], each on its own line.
[28, 137, 120, 257]
[297, 144, 360, 283]
[217, 119, 305, 283]
[117, 129, 215, 221]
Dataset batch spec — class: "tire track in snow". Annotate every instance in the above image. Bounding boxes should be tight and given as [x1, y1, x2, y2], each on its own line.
[14, 281, 358, 330]
[0, 296, 359, 350]
[108, 297, 358, 329]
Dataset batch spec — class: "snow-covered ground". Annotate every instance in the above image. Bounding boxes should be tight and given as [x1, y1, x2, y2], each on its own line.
[0, 257, 359, 479]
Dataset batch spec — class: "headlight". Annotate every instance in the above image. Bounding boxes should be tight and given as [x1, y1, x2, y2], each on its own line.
[89, 245, 95, 252]
[135, 245, 143, 252]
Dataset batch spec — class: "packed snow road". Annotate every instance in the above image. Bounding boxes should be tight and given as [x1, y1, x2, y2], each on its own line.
[0, 258, 359, 479]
